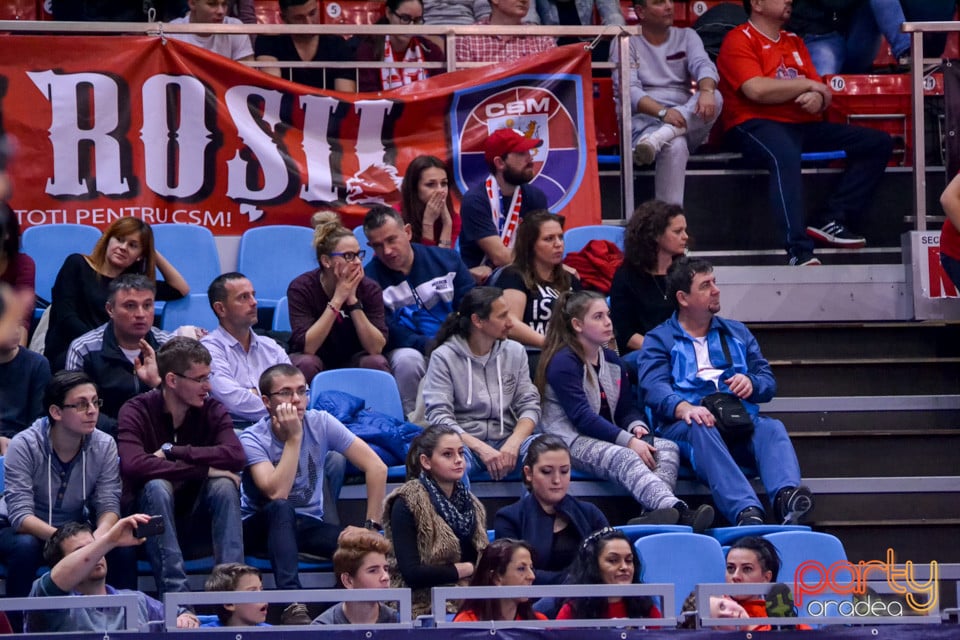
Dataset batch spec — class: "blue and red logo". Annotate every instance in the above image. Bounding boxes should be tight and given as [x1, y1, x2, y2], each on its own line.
[450, 76, 587, 211]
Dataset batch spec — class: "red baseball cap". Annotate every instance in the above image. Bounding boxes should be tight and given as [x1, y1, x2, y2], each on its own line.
[484, 128, 543, 165]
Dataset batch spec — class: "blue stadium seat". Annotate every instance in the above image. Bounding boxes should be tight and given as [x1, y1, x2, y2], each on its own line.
[160, 294, 218, 331]
[22, 224, 102, 309]
[309, 368, 404, 420]
[151, 224, 221, 292]
[353, 225, 373, 265]
[764, 530, 851, 617]
[563, 224, 625, 257]
[237, 226, 316, 309]
[272, 296, 291, 332]
[635, 532, 726, 617]
[707, 524, 811, 545]
[616, 524, 692, 542]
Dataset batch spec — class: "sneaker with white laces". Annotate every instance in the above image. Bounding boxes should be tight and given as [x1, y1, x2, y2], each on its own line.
[806, 221, 866, 248]
[281, 603, 312, 625]
[776, 485, 814, 525]
[788, 252, 822, 266]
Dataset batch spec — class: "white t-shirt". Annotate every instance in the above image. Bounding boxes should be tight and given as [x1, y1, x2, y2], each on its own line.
[169, 15, 254, 61]
[692, 336, 723, 389]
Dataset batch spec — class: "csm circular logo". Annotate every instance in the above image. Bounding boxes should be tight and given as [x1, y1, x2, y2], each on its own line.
[456, 85, 582, 210]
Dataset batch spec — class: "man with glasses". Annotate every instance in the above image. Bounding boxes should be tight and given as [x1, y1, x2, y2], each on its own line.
[118, 337, 246, 598]
[238, 364, 386, 622]
[65, 275, 172, 433]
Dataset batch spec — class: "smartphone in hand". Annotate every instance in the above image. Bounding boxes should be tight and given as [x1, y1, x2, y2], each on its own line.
[134, 515, 165, 539]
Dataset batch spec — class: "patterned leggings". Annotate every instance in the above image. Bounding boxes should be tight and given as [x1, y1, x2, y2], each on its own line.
[569, 435, 681, 511]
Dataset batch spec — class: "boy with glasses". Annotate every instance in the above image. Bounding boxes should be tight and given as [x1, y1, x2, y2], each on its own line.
[118, 337, 246, 598]
[237, 364, 387, 623]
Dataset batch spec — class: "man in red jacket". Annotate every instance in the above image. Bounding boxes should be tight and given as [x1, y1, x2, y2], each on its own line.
[118, 337, 246, 597]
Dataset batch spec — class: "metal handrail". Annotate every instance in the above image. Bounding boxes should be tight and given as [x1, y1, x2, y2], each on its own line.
[0, 593, 142, 632]
[431, 582, 676, 628]
[0, 20, 640, 220]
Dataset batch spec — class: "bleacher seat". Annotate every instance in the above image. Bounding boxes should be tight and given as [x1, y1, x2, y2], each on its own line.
[236, 225, 316, 309]
[321, 0, 384, 25]
[616, 524, 692, 542]
[272, 296, 291, 332]
[309, 368, 404, 420]
[563, 224, 625, 257]
[635, 532, 726, 617]
[151, 224, 221, 293]
[593, 78, 620, 152]
[160, 294, 218, 331]
[22, 224, 102, 312]
[706, 524, 811, 545]
[353, 225, 374, 265]
[764, 530, 851, 614]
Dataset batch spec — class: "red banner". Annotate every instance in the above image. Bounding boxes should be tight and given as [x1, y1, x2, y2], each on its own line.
[0, 35, 600, 234]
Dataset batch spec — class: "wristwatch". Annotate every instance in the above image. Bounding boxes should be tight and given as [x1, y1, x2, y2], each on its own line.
[364, 519, 383, 531]
[657, 108, 668, 121]
[344, 301, 364, 314]
[161, 442, 175, 460]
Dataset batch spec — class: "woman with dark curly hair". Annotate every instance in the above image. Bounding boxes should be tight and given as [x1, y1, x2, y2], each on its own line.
[556, 527, 662, 620]
[399, 155, 461, 249]
[609, 200, 688, 366]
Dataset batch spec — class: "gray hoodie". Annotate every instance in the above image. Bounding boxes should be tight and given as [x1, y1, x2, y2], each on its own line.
[0, 417, 120, 531]
[423, 336, 541, 446]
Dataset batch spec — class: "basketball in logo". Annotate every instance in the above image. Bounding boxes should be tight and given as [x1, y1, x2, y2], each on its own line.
[451, 80, 587, 212]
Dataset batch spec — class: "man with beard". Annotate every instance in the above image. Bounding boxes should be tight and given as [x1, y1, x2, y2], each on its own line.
[363, 206, 474, 417]
[458, 129, 549, 277]
[638, 257, 812, 527]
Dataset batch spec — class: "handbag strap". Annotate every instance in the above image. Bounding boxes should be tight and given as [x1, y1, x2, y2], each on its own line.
[719, 332, 733, 368]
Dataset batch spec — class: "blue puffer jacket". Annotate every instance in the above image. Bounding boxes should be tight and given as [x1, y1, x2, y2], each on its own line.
[311, 390, 421, 467]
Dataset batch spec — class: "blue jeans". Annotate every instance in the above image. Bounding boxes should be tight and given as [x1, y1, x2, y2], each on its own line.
[138, 477, 244, 596]
[806, 0, 955, 73]
[657, 415, 801, 524]
[463, 433, 539, 484]
[728, 119, 892, 259]
[243, 501, 342, 589]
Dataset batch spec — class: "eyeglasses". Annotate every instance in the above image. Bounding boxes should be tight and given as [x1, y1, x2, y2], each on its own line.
[173, 372, 214, 384]
[268, 386, 310, 400]
[391, 10, 424, 24]
[329, 250, 366, 262]
[60, 398, 104, 412]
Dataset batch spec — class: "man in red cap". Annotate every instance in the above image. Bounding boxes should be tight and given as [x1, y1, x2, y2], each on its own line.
[458, 128, 549, 279]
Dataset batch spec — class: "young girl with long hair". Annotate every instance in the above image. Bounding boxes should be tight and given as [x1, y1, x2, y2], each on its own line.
[537, 290, 712, 531]
[496, 210, 580, 374]
[383, 425, 488, 616]
[399, 155, 460, 249]
[453, 538, 545, 622]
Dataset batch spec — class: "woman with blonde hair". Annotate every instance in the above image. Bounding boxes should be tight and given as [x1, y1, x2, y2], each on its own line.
[44, 217, 189, 370]
[287, 211, 389, 380]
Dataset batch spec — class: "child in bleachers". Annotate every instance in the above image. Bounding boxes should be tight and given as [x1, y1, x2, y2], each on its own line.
[556, 527, 661, 620]
[536, 290, 712, 530]
[202, 563, 269, 627]
[453, 538, 546, 622]
[383, 425, 488, 616]
[313, 528, 397, 624]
